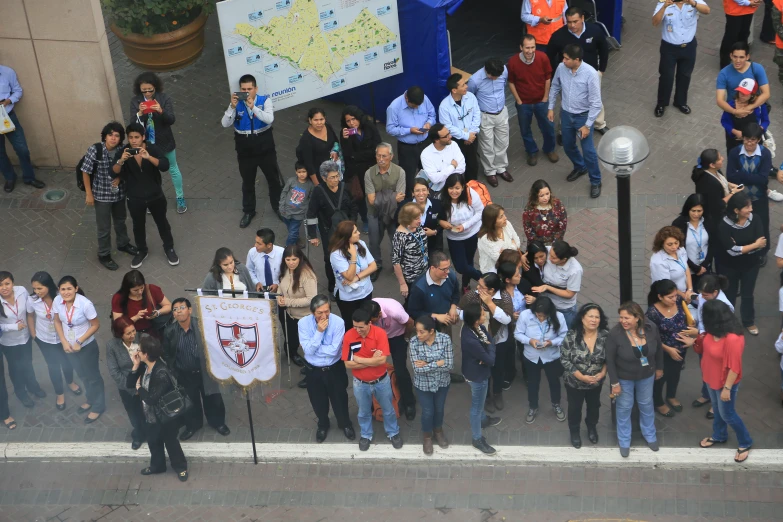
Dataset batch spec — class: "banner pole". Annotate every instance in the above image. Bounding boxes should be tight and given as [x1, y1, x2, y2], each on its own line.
[283, 309, 292, 388]
[245, 389, 259, 465]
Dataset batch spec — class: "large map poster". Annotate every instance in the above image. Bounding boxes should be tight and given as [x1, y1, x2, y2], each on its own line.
[217, 0, 404, 110]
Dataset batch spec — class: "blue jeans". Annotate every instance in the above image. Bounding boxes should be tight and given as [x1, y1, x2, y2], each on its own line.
[558, 304, 578, 330]
[467, 378, 489, 440]
[516, 102, 555, 155]
[707, 384, 753, 448]
[560, 110, 601, 185]
[282, 216, 301, 246]
[616, 374, 656, 448]
[162, 149, 185, 200]
[0, 110, 35, 183]
[699, 353, 709, 400]
[353, 375, 399, 440]
[415, 384, 450, 432]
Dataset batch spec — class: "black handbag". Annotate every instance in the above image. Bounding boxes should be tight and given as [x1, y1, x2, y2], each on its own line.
[156, 370, 192, 423]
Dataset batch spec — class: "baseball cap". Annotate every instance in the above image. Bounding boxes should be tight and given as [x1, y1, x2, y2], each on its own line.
[735, 78, 757, 95]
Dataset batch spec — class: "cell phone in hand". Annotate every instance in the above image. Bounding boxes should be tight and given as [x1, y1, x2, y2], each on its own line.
[346, 127, 359, 136]
[140, 100, 155, 114]
[735, 184, 744, 190]
[128, 148, 140, 155]
[234, 91, 249, 101]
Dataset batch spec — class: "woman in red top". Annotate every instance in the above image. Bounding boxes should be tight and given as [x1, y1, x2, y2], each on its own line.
[695, 299, 752, 463]
[522, 179, 567, 246]
[111, 270, 171, 340]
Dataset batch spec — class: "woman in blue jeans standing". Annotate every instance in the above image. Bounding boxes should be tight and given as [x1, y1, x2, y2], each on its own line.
[606, 301, 664, 458]
[409, 315, 453, 456]
[696, 300, 752, 463]
[461, 303, 501, 455]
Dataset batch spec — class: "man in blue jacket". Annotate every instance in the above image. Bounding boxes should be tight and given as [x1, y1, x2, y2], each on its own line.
[727, 122, 772, 266]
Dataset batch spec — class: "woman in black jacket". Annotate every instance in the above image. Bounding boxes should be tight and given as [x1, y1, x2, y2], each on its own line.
[691, 149, 743, 236]
[130, 72, 187, 213]
[671, 193, 713, 290]
[296, 107, 342, 185]
[107, 317, 145, 450]
[396, 178, 443, 254]
[340, 105, 381, 228]
[127, 335, 188, 481]
[113, 123, 178, 268]
[461, 302, 500, 455]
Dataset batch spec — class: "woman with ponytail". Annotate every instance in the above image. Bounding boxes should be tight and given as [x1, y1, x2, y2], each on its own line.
[691, 149, 743, 235]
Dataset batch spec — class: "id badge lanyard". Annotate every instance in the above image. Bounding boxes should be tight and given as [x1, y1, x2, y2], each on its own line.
[626, 330, 649, 367]
[689, 226, 705, 261]
[537, 320, 549, 345]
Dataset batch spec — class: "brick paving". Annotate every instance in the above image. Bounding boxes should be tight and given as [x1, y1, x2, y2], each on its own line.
[1, 0, 783, 456]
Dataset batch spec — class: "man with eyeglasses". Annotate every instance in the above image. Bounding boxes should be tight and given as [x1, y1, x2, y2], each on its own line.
[364, 143, 406, 282]
[420, 123, 466, 192]
[163, 298, 230, 441]
[439, 73, 481, 182]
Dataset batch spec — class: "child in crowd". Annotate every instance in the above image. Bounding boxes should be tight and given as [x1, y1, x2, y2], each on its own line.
[279, 162, 314, 246]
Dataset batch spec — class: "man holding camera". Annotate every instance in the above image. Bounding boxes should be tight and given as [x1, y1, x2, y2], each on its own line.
[221, 74, 283, 229]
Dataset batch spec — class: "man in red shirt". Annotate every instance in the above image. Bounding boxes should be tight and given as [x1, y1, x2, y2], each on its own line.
[508, 34, 559, 167]
[342, 308, 403, 451]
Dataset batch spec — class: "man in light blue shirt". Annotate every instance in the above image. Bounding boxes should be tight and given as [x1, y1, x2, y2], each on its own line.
[467, 59, 512, 188]
[547, 44, 603, 198]
[298, 294, 355, 443]
[385, 86, 437, 195]
[439, 73, 481, 182]
[0, 64, 44, 192]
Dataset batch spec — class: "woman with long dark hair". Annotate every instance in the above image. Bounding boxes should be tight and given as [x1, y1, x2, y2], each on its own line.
[278, 245, 317, 378]
[478, 203, 522, 274]
[514, 296, 568, 425]
[329, 220, 377, 320]
[522, 240, 547, 296]
[438, 173, 485, 292]
[691, 148, 742, 235]
[29, 271, 81, 411]
[671, 193, 713, 290]
[340, 105, 381, 228]
[716, 192, 766, 335]
[52, 276, 104, 424]
[522, 179, 568, 246]
[112, 270, 171, 339]
[202, 248, 255, 295]
[695, 300, 752, 463]
[533, 240, 583, 328]
[499, 261, 526, 388]
[106, 316, 145, 449]
[297, 107, 342, 185]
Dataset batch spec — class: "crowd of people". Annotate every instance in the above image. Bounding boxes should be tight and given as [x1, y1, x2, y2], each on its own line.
[4, 0, 783, 480]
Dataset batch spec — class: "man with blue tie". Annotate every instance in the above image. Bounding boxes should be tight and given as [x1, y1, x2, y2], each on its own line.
[468, 59, 512, 188]
[440, 73, 482, 182]
[385, 86, 437, 196]
[299, 295, 356, 443]
[246, 228, 284, 293]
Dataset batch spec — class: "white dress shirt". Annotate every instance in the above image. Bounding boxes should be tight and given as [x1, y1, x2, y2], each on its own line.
[684, 219, 709, 266]
[697, 291, 734, 333]
[27, 296, 59, 345]
[514, 309, 568, 363]
[0, 286, 31, 346]
[246, 245, 285, 287]
[220, 97, 275, 128]
[420, 142, 466, 191]
[52, 294, 98, 346]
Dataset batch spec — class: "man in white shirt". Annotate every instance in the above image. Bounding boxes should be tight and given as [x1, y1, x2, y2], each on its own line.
[246, 228, 284, 293]
[420, 124, 466, 192]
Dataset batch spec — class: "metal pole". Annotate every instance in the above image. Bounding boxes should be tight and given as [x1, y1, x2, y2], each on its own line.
[283, 309, 291, 388]
[616, 172, 633, 304]
[246, 389, 259, 465]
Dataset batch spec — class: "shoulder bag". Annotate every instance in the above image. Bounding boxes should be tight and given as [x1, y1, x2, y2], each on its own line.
[156, 369, 193, 423]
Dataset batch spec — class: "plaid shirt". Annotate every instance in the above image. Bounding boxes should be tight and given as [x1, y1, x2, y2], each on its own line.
[81, 143, 124, 202]
[408, 331, 453, 392]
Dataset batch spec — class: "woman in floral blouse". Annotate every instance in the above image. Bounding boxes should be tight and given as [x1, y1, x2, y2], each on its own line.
[392, 203, 429, 306]
[560, 303, 609, 449]
[522, 179, 567, 246]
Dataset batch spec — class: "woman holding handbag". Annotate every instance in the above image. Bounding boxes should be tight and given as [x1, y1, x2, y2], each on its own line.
[128, 335, 188, 481]
[111, 270, 172, 340]
[646, 279, 697, 418]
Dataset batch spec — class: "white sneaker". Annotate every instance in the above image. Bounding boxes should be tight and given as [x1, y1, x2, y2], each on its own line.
[769, 190, 783, 202]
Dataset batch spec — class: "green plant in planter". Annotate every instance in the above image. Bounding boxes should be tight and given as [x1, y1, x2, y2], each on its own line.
[102, 0, 215, 36]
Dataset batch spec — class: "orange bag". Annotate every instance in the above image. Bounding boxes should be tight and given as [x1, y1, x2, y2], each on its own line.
[466, 179, 492, 206]
[371, 363, 400, 420]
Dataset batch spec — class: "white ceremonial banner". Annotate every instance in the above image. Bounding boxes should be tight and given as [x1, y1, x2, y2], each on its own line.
[196, 296, 279, 387]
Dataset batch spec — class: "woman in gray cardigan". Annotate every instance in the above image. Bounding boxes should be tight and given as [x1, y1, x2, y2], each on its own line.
[201, 247, 255, 296]
[106, 316, 146, 449]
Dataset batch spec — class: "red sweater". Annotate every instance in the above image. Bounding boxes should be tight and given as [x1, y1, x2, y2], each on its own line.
[694, 333, 743, 390]
[507, 51, 552, 105]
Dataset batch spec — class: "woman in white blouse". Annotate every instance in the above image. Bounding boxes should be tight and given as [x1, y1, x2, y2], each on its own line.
[52, 276, 105, 424]
[202, 247, 255, 296]
[29, 271, 82, 411]
[478, 204, 523, 274]
[671, 194, 713, 291]
[649, 226, 695, 302]
[438, 173, 485, 292]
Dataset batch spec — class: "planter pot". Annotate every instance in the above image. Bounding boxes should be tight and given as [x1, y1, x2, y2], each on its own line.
[111, 12, 208, 71]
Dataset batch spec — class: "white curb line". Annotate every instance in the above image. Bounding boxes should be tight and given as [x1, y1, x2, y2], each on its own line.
[1, 442, 777, 470]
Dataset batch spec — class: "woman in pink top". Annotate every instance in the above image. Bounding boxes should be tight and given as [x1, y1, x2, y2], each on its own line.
[694, 299, 752, 463]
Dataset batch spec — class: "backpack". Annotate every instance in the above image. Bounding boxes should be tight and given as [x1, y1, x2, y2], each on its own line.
[371, 363, 401, 421]
[466, 180, 492, 206]
[76, 142, 103, 192]
[319, 182, 350, 238]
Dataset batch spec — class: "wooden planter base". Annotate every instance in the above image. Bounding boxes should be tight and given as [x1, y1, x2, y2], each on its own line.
[111, 13, 208, 71]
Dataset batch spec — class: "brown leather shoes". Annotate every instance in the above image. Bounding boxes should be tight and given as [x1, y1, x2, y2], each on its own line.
[546, 151, 560, 163]
[433, 427, 449, 449]
[497, 171, 513, 182]
[485, 175, 499, 187]
[423, 432, 434, 455]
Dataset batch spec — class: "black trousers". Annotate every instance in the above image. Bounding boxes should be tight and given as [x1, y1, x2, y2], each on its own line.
[67, 340, 106, 413]
[319, 229, 336, 292]
[397, 140, 429, 197]
[752, 196, 771, 257]
[126, 194, 174, 253]
[335, 293, 373, 324]
[235, 129, 282, 214]
[720, 262, 760, 327]
[489, 338, 512, 394]
[119, 389, 147, 442]
[657, 39, 697, 107]
[505, 340, 519, 383]
[281, 311, 302, 361]
[720, 14, 754, 69]
[305, 359, 352, 430]
[653, 350, 684, 407]
[524, 357, 563, 409]
[0, 339, 42, 402]
[454, 138, 479, 182]
[0, 354, 9, 420]
[389, 334, 415, 408]
[179, 369, 226, 431]
[565, 382, 603, 431]
[761, 0, 775, 42]
[35, 338, 74, 396]
[146, 420, 187, 473]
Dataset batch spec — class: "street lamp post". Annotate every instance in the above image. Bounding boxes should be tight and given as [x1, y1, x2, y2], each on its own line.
[596, 126, 650, 304]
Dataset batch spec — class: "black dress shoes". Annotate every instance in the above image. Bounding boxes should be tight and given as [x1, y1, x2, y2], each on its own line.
[297, 378, 307, 388]
[24, 179, 45, 189]
[654, 105, 665, 117]
[216, 424, 231, 436]
[316, 427, 328, 443]
[674, 104, 691, 114]
[117, 243, 139, 256]
[566, 168, 588, 182]
[131, 440, 143, 450]
[370, 266, 382, 282]
[571, 431, 582, 449]
[587, 426, 599, 444]
[291, 355, 305, 367]
[595, 126, 610, 135]
[20, 397, 35, 408]
[405, 405, 416, 421]
[590, 184, 602, 199]
[33, 390, 46, 398]
[4, 180, 14, 192]
[239, 212, 256, 228]
[343, 426, 356, 440]
[179, 428, 196, 441]
[98, 256, 119, 271]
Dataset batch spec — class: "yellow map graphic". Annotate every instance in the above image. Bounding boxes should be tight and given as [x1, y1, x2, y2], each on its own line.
[235, 0, 397, 82]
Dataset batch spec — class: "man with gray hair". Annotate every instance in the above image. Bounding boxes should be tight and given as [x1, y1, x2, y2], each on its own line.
[298, 294, 355, 443]
[364, 143, 406, 282]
